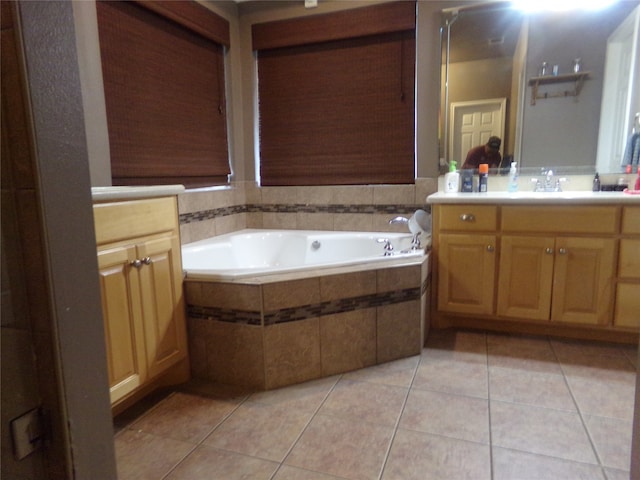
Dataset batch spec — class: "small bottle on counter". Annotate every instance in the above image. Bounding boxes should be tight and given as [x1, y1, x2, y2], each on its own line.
[635, 167, 640, 191]
[461, 169, 474, 192]
[478, 164, 489, 192]
[592, 172, 600, 192]
[444, 160, 460, 193]
[508, 162, 518, 192]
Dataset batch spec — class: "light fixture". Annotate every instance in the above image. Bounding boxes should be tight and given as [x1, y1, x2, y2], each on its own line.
[511, 0, 617, 12]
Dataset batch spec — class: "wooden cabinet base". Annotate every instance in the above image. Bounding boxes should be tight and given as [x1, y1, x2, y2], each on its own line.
[111, 357, 190, 417]
[432, 312, 639, 345]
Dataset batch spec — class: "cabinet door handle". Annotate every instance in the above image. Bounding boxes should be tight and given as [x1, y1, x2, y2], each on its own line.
[459, 214, 475, 222]
[558, 248, 567, 255]
[487, 245, 495, 253]
[130, 259, 143, 268]
[545, 248, 554, 254]
[142, 257, 153, 265]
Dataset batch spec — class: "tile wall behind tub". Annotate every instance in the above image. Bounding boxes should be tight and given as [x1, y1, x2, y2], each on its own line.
[178, 178, 438, 244]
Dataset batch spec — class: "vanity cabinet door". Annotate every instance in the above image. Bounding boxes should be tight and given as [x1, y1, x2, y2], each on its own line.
[98, 244, 147, 404]
[137, 234, 188, 380]
[497, 236, 555, 321]
[551, 237, 615, 325]
[437, 233, 496, 315]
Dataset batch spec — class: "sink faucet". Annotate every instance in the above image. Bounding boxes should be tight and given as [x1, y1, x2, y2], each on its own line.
[531, 169, 567, 192]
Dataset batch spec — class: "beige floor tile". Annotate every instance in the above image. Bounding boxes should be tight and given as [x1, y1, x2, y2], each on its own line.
[584, 415, 633, 471]
[490, 400, 598, 464]
[114, 429, 194, 480]
[565, 376, 636, 420]
[622, 347, 639, 368]
[165, 445, 279, 480]
[272, 465, 345, 480]
[318, 378, 408, 427]
[382, 428, 491, 480]
[421, 344, 488, 364]
[425, 329, 487, 355]
[550, 338, 633, 363]
[488, 345, 563, 375]
[487, 333, 553, 351]
[284, 413, 394, 480]
[246, 375, 339, 412]
[413, 354, 489, 398]
[130, 392, 239, 444]
[203, 402, 313, 462]
[489, 366, 577, 411]
[400, 389, 489, 444]
[492, 447, 605, 480]
[560, 354, 637, 383]
[603, 467, 632, 480]
[341, 355, 419, 387]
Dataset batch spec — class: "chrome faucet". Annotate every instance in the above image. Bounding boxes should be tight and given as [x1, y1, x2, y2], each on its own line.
[388, 216, 421, 250]
[531, 169, 567, 192]
[389, 216, 409, 226]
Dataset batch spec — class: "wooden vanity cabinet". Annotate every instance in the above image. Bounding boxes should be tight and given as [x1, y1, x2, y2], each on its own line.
[498, 206, 617, 326]
[432, 202, 632, 341]
[615, 207, 640, 328]
[435, 206, 497, 315]
[94, 196, 188, 407]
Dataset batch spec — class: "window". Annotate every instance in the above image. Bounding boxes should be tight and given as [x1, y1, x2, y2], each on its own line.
[253, 1, 416, 186]
[96, 1, 230, 187]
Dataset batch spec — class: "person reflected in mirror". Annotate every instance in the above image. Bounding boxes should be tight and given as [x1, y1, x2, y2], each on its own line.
[462, 136, 502, 170]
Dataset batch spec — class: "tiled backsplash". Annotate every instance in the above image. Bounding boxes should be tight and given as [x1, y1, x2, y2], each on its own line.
[178, 179, 438, 244]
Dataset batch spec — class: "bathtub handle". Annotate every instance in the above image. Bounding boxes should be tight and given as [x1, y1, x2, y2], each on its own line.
[376, 238, 394, 256]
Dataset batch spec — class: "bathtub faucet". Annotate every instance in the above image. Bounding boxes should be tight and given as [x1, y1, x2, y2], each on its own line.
[388, 216, 422, 251]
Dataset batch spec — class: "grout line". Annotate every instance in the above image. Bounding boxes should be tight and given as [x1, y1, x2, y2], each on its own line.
[548, 338, 607, 473]
[270, 373, 343, 479]
[376, 351, 422, 480]
[485, 333, 495, 480]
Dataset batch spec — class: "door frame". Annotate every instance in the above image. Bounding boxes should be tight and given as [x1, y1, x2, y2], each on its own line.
[449, 97, 507, 165]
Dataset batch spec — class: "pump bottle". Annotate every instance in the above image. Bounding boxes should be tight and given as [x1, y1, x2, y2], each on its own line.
[444, 160, 460, 193]
[508, 162, 518, 192]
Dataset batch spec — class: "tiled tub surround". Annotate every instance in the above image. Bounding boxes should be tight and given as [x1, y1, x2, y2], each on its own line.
[185, 257, 430, 390]
[177, 179, 438, 244]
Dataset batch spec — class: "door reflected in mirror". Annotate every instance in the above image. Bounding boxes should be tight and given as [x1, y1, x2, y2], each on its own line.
[440, 1, 640, 174]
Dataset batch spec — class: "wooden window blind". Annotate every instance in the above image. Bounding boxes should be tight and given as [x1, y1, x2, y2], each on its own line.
[253, 1, 416, 186]
[96, 1, 230, 187]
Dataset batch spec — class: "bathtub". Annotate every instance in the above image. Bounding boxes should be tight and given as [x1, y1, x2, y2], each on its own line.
[182, 228, 425, 280]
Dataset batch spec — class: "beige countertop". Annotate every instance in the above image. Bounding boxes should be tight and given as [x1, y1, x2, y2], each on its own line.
[91, 185, 185, 202]
[427, 191, 640, 205]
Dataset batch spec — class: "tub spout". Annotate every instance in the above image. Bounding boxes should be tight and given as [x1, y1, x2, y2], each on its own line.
[389, 216, 409, 225]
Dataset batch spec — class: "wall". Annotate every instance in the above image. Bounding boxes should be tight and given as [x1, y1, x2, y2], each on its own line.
[178, 180, 437, 244]
[11, 1, 117, 478]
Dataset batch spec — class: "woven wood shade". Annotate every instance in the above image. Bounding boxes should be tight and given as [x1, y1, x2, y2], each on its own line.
[96, 1, 230, 187]
[254, 1, 416, 186]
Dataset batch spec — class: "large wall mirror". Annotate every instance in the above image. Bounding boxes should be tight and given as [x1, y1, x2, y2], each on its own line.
[440, 1, 640, 174]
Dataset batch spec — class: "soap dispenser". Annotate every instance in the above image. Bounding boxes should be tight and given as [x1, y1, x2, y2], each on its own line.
[593, 172, 601, 192]
[508, 162, 518, 192]
[444, 160, 460, 193]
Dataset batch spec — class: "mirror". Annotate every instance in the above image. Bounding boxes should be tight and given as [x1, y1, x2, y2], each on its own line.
[440, 1, 640, 174]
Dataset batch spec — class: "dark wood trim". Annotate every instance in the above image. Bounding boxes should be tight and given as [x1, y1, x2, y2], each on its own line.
[252, 1, 415, 51]
[134, 0, 230, 46]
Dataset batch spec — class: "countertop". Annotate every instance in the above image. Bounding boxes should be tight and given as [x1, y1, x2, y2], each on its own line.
[91, 185, 185, 202]
[427, 191, 640, 205]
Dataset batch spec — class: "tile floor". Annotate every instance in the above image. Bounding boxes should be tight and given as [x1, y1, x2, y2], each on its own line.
[113, 329, 638, 479]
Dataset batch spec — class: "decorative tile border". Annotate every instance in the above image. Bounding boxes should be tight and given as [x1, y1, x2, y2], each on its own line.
[179, 203, 428, 225]
[187, 285, 421, 326]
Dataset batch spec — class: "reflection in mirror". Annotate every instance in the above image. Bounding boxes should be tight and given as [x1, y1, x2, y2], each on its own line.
[440, 1, 640, 175]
